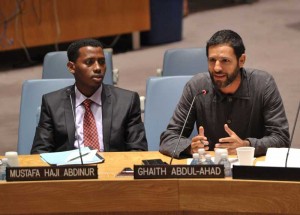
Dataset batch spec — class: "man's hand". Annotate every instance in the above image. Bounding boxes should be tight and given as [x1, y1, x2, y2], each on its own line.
[215, 124, 250, 154]
[190, 126, 209, 154]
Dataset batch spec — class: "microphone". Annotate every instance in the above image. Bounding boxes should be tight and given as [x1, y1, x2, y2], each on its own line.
[66, 88, 84, 165]
[169, 89, 209, 165]
[285, 100, 300, 167]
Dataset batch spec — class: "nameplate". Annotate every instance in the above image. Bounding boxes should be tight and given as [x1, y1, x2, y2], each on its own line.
[232, 165, 300, 181]
[6, 165, 98, 181]
[134, 165, 224, 179]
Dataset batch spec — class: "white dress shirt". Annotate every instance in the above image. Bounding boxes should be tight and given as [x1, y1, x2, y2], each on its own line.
[74, 85, 104, 151]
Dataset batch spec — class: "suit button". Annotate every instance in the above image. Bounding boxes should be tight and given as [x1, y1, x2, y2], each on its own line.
[227, 119, 232, 124]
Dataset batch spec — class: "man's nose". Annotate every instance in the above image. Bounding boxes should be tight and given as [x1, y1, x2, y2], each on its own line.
[93, 62, 101, 72]
[214, 60, 222, 72]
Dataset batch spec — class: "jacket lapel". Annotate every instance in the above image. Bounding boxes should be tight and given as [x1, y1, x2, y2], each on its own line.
[101, 85, 112, 151]
[65, 85, 76, 150]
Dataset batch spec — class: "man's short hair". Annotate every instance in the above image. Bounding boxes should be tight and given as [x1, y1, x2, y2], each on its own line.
[206, 30, 245, 59]
[67, 38, 103, 62]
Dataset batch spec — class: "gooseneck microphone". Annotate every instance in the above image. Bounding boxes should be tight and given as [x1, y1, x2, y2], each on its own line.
[169, 90, 209, 165]
[285, 101, 300, 167]
[66, 88, 84, 165]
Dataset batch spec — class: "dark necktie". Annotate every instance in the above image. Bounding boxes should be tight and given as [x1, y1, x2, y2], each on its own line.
[82, 99, 99, 151]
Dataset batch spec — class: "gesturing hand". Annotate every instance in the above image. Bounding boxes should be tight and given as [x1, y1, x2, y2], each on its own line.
[190, 126, 209, 154]
[215, 124, 250, 154]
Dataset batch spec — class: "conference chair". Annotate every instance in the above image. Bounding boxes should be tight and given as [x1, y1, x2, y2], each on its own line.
[18, 79, 75, 155]
[157, 47, 208, 76]
[42, 49, 119, 85]
[144, 76, 198, 151]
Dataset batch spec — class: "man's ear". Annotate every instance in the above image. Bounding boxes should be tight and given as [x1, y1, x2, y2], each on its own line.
[239, 54, 246, 68]
[67, 61, 75, 75]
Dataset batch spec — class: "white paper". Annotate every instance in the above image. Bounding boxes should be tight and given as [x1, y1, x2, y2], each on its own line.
[65, 149, 97, 163]
[259, 148, 300, 168]
[40, 147, 104, 166]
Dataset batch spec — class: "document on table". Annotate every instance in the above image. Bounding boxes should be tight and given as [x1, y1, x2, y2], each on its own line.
[40, 147, 104, 166]
[255, 148, 300, 168]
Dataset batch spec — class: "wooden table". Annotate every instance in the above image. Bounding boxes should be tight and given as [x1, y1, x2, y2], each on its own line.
[1, 152, 300, 215]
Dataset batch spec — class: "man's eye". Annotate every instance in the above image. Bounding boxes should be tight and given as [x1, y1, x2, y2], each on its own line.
[98, 59, 105, 65]
[85, 59, 94, 65]
[222, 59, 230, 63]
[208, 58, 216, 63]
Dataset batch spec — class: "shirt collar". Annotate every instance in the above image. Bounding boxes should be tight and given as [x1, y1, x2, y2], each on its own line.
[213, 68, 250, 102]
[232, 68, 250, 99]
[75, 85, 102, 107]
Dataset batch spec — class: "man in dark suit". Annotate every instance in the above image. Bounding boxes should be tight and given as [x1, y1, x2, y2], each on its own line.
[31, 39, 147, 154]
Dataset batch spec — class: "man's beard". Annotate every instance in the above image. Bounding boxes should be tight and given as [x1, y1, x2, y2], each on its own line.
[210, 67, 240, 89]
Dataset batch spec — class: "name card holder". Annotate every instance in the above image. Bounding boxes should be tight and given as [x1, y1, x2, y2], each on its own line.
[6, 165, 98, 181]
[232, 165, 300, 181]
[134, 164, 224, 179]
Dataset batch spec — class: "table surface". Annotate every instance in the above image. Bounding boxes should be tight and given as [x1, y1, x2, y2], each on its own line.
[1, 152, 300, 215]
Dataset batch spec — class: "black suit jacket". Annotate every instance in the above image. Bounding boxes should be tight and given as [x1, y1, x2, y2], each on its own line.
[31, 84, 148, 154]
